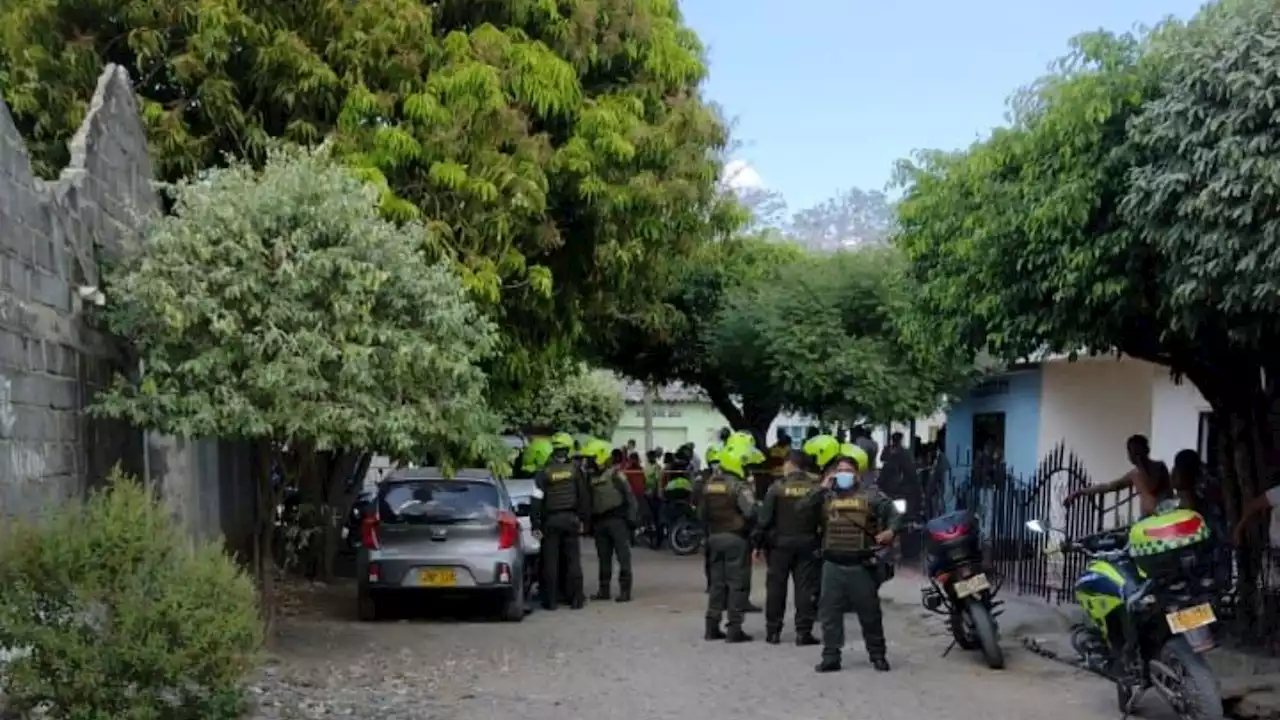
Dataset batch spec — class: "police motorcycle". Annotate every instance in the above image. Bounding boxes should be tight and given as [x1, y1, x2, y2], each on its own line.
[912, 507, 1006, 669]
[667, 491, 703, 556]
[1025, 500, 1225, 720]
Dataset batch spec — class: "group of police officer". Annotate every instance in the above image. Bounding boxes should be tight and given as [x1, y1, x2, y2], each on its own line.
[526, 432, 639, 609]
[525, 428, 902, 673]
[700, 431, 902, 673]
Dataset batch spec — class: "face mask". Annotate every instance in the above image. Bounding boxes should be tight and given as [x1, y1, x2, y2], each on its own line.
[834, 472, 856, 489]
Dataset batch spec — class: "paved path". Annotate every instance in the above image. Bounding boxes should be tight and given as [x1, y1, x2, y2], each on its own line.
[251, 543, 1179, 719]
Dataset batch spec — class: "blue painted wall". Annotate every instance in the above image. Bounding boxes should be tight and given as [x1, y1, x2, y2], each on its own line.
[944, 367, 1043, 482]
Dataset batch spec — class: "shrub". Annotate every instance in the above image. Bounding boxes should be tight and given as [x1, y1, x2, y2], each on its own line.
[0, 472, 262, 719]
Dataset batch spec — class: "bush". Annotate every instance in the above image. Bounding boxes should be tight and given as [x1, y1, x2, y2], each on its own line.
[0, 472, 262, 719]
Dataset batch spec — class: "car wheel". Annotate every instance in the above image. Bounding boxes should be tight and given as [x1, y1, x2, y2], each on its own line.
[501, 582, 526, 623]
[357, 586, 381, 622]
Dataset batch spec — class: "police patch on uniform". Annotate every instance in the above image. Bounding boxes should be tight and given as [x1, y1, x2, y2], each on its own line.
[783, 486, 810, 497]
[830, 498, 865, 509]
[550, 471, 571, 482]
[705, 482, 728, 494]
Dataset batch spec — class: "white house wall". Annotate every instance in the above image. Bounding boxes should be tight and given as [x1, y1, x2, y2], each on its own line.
[1150, 368, 1210, 464]
[1037, 357, 1153, 486]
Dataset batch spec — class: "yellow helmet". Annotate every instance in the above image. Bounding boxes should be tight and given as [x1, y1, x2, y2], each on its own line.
[802, 434, 842, 469]
[718, 448, 748, 478]
[580, 438, 611, 467]
[724, 431, 756, 454]
[705, 444, 722, 465]
[521, 437, 554, 472]
[838, 442, 870, 473]
[550, 432, 574, 451]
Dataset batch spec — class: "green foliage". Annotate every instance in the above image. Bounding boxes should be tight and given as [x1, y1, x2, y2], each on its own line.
[894, 29, 1168, 365]
[501, 364, 624, 437]
[595, 233, 804, 421]
[1123, 0, 1280, 347]
[0, 472, 262, 720]
[713, 248, 967, 423]
[0, 0, 738, 393]
[92, 145, 504, 467]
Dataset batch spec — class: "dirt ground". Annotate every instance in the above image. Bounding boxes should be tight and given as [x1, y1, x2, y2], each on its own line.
[250, 542, 1179, 720]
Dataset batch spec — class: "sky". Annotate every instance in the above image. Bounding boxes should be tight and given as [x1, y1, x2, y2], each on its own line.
[681, 0, 1211, 211]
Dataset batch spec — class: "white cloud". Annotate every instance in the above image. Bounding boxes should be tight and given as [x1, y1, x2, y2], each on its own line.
[722, 159, 764, 190]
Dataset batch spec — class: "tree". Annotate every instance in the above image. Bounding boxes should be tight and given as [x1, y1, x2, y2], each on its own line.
[1122, 0, 1280, 529]
[91, 145, 503, 621]
[713, 248, 967, 430]
[594, 233, 805, 437]
[788, 187, 896, 250]
[893, 4, 1280, 562]
[0, 0, 739, 400]
[500, 365, 624, 438]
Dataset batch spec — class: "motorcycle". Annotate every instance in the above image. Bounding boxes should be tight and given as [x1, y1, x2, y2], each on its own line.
[1025, 503, 1225, 720]
[668, 499, 704, 556]
[915, 507, 1006, 669]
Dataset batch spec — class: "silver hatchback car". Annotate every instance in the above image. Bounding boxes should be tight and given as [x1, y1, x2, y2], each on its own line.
[356, 468, 526, 622]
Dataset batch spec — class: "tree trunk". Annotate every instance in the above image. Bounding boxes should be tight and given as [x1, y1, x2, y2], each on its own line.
[253, 440, 281, 639]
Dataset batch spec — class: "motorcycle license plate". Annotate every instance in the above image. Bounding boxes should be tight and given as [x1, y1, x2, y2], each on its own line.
[953, 573, 991, 598]
[1166, 603, 1215, 634]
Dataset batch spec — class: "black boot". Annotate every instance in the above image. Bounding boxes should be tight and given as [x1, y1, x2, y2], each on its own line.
[725, 628, 753, 643]
[569, 594, 585, 610]
[705, 619, 726, 641]
[765, 630, 781, 644]
[591, 587, 611, 601]
[614, 587, 632, 603]
[795, 631, 819, 646]
[871, 657, 891, 672]
[815, 657, 842, 673]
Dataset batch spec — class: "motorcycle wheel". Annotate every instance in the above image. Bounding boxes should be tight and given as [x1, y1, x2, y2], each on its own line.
[1152, 637, 1224, 720]
[669, 518, 703, 556]
[966, 601, 1005, 670]
[950, 610, 980, 650]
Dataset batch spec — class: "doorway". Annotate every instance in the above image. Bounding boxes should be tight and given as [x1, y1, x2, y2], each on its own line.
[972, 412, 1007, 462]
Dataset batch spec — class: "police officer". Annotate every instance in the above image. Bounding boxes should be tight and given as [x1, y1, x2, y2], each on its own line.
[753, 447, 822, 646]
[724, 431, 766, 613]
[699, 447, 756, 642]
[582, 439, 639, 602]
[797, 435, 902, 672]
[531, 432, 590, 611]
[700, 445, 722, 592]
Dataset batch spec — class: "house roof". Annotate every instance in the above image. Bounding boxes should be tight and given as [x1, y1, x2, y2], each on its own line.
[620, 380, 709, 404]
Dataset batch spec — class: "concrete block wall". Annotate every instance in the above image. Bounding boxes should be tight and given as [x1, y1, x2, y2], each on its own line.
[0, 65, 151, 516]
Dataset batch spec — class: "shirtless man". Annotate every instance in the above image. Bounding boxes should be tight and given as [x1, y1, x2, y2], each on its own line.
[1064, 434, 1171, 517]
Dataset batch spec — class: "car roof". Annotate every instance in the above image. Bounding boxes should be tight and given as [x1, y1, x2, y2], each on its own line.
[503, 478, 537, 496]
[383, 467, 496, 482]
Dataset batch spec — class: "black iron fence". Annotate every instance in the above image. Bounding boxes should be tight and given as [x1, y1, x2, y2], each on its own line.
[914, 442, 1280, 654]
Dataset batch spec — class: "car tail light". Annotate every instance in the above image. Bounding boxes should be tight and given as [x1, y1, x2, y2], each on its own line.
[361, 512, 381, 550]
[368, 562, 381, 583]
[497, 510, 519, 550]
[496, 562, 512, 584]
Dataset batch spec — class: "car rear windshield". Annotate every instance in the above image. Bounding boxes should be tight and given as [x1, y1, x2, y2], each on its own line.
[379, 480, 501, 524]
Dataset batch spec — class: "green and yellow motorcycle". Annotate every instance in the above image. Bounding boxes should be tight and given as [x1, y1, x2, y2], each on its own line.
[1026, 505, 1225, 720]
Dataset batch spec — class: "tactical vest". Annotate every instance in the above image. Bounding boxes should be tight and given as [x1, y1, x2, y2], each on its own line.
[703, 475, 746, 535]
[542, 460, 579, 513]
[774, 472, 819, 538]
[822, 490, 880, 554]
[590, 469, 625, 515]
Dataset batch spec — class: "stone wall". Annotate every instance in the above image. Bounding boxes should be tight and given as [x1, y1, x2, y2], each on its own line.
[0, 64, 255, 550]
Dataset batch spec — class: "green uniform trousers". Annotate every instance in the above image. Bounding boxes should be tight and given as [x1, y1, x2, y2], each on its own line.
[765, 540, 819, 635]
[592, 516, 633, 592]
[818, 561, 886, 662]
[540, 511, 583, 608]
[706, 532, 750, 630]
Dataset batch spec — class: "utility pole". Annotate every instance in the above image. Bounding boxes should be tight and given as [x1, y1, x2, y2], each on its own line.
[642, 383, 655, 453]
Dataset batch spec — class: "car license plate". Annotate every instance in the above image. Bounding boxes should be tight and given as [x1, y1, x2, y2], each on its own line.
[953, 573, 991, 598]
[418, 568, 456, 587]
[1166, 603, 1215, 634]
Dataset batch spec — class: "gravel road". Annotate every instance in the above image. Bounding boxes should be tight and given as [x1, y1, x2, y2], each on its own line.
[250, 543, 1178, 720]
